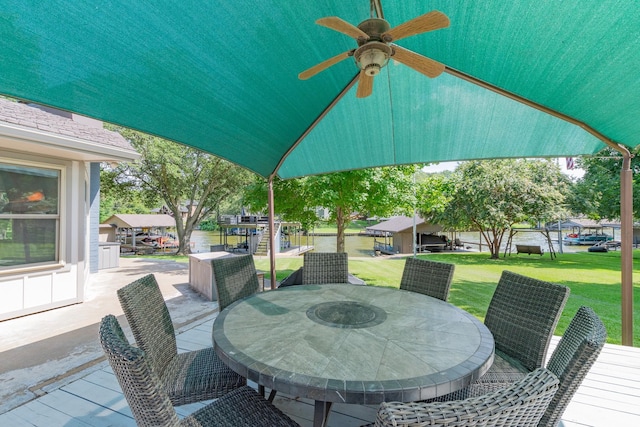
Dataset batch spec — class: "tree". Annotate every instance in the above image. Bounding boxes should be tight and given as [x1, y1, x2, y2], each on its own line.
[418, 159, 569, 259]
[246, 167, 416, 253]
[99, 164, 157, 222]
[109, 127, 252, 254]
[568, 147, 640, 219]
[308, 169, 415, 252]
[243, 175, 319, 232]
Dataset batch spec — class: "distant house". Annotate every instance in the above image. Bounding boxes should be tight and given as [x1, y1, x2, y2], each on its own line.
[0, 99, 139, 321]
[366, 215, 444, 254]
[316, 207, 330, 220]
[152, 204, 191, 222]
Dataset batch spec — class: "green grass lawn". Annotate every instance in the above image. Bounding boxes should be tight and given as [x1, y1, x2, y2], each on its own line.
[261, 251, 640, 346]
[140, 250, 640, 346]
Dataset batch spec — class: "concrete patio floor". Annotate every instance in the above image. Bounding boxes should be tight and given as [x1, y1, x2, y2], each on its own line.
[0, 256, 216, 413]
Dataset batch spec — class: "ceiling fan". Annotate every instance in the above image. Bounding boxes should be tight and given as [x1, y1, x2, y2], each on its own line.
[298, 10, 450, 98]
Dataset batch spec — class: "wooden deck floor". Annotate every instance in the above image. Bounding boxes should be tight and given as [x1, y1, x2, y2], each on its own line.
[1, 314, 639, 426]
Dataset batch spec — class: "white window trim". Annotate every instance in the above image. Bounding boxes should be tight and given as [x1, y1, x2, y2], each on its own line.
[0, 156, 67, 274]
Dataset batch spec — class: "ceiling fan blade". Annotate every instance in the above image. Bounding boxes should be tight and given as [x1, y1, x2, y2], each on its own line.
[298, 51, 352, 80]
[391, 45, 445, 78]
[382, 10, 449, 42]
[316, 16, 369, 40]
[356, 70, 373, 98]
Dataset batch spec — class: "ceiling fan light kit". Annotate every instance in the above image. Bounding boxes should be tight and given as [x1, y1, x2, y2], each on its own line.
[354, 42, 391, 76]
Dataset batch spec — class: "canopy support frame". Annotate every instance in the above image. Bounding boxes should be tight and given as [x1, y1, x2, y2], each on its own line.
[267, 74, 360, 288]
[447, 65, 634, 345]
[268, 176, 276, 290]
[271, 74, 360, 177]
[265, 63, 635, 344]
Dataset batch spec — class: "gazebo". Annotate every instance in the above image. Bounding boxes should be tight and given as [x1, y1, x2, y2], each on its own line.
[1, 1, 638, 344]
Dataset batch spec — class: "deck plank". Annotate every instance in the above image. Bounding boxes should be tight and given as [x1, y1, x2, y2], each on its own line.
[61, 377, 132, 418]
[0, 411, 38, 427]
[38, 390, 134, 426]
[175, 328, 213, 349]
[3, 315, 640, 426]
[0, 400, 92, 427]
[563, 400, 640, 426]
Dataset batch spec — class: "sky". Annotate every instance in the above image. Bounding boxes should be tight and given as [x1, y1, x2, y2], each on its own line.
[422, 158, 585, 179]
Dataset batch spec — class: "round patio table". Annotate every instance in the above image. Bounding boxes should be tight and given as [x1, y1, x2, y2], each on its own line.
[213, 284, 494, 427]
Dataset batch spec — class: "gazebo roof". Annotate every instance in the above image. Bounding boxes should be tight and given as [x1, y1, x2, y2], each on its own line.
[0, 1, 638, 178]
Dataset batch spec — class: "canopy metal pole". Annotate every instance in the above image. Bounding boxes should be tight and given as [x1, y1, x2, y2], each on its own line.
[268, 176, 276, 290]
[620, 152, 634, 345]
[413, 172, 417, 258]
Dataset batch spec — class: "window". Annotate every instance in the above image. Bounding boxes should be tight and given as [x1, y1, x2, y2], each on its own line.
[0, 162, 61, 269]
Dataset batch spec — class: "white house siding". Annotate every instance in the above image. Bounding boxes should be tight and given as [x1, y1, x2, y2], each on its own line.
[89, 163, 100, 274]
[0, 155, 87, 320]
[0, 99, 138, 320]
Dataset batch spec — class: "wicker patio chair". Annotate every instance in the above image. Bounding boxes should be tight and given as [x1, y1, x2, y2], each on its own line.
[302, 252, 349, 284]
[372, 368, 559, 427]
[117, 274, 245, 406]
[538, 306, 607, 427]
[99, 315, 299, 427]
[211, 255, 273, 399]
[437, 270, 570, 401]
[212, 254, 261, 312]
[400, 257, 455, 301]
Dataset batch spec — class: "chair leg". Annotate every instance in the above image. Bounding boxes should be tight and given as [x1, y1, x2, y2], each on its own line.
[267, 389, 277, 402]
[258, 384, 265, 397]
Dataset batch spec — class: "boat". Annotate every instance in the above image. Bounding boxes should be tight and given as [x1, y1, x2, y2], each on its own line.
[562, 230, 613, 245]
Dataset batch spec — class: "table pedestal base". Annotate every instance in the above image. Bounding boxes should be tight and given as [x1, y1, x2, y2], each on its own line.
[314, 400, 333, 427]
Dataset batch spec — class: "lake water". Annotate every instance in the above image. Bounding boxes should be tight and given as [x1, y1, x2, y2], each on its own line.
[189, 229, 584, 256]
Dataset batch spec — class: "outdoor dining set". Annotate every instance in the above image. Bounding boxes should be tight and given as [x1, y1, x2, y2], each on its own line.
[99, 252, 606, 427]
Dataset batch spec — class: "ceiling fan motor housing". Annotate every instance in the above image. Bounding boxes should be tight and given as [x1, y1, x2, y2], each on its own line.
[356, 18, 391, 44]
[354, 19, 393, 76]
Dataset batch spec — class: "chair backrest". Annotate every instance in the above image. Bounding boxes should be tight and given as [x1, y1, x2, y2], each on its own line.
[117, 274, 177, 376]
[538, 306, 607, 427]
[278, 266, 304, 288]
[400, 257, 455, 301]
[485, 271, 570, 372]
[302, 252, 348, 284]
[99, 315, 181, 427]
[375, 368, 559, 427]
[213, 254, 260, 312]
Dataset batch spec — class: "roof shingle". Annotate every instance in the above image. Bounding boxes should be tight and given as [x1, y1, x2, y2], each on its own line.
[0, 98, 133, 151]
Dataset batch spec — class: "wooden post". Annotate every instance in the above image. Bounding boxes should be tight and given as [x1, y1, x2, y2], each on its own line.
[413, 172, 417, 258]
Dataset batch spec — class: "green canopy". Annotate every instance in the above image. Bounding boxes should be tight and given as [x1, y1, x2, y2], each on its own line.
[1, 1, 637, 344]
[1, 0, 638, 178]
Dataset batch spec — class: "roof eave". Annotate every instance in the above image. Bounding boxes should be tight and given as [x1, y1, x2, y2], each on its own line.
[0, 122, 140, 163]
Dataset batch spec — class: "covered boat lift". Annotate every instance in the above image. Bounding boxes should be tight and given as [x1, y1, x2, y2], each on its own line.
[366, 215, 444, 255]
[546, 219, 619, 246]
[102, 214, 177, 253]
